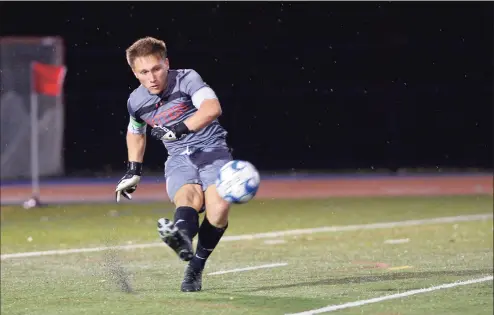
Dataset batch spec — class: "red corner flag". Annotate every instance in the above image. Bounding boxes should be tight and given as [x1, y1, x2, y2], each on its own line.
[31, 62, 67, 96]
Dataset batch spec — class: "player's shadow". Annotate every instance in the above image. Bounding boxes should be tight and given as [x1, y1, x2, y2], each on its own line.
[226, 269, 494, 293]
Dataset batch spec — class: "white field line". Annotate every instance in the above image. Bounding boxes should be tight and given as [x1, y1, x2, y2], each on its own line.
[1, 213, 492, 260]
[264, 239, 287, 245]
[384, 238, 410, 244]
[207, 262, 288, 276]
[285, 275, 494, 315]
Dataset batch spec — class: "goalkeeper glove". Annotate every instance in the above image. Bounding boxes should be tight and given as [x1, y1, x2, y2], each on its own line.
[115, 161, 142, 202]
[150, 121, 191, 142]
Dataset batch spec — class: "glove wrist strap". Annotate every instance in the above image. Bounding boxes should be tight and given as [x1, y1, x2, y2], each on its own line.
[175, 121, 192, 135]
[127, 161, 143, 176]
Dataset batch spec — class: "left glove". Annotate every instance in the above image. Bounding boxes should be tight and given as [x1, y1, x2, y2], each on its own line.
[150, 121, 191, 142]
[115, 161, 142, 203]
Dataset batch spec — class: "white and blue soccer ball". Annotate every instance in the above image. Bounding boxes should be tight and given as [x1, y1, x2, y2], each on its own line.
[216, 160, 261, 204]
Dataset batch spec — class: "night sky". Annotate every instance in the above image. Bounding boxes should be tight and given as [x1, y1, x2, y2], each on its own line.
[1, 1, 492, 175]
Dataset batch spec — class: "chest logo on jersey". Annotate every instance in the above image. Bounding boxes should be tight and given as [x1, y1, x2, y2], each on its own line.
[148, 103, 189, 126]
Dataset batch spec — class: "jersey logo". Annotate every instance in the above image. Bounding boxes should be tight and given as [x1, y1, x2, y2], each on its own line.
[148, 103, 189, 126]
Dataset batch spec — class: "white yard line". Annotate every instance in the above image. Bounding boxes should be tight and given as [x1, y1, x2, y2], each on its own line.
[285, 275, 493, 315]
[384, 238, 410, 244]
[264, 239, 287, 245]
[1, 213, 492, 260]
[207, 262, 288, 276]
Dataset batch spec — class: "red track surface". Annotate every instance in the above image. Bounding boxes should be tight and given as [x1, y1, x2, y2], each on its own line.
[1, 175, 492, 205]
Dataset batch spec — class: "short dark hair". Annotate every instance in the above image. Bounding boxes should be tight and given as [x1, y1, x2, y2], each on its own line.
[126, 37, 167, 67]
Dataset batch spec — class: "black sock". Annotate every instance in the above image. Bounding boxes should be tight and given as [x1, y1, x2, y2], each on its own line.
[173, 206, 199, 240]
[190, 216, 228, 271]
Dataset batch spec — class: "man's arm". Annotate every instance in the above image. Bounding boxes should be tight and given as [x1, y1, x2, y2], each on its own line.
[127, 132, 146, 162]
[127, 115, 147, 162]
[182, 69, 222, 132]
[183, 98, 222, 132]
[115, 110, 147, 203]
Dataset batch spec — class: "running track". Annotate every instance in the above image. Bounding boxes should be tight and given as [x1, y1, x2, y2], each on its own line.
[1, 173, 492, 205]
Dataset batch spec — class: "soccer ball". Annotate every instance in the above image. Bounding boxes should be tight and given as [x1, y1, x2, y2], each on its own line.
[216, 160, 261, 204]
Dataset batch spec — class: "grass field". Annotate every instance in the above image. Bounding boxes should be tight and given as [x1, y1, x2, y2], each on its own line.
[1, 195, 493, 315]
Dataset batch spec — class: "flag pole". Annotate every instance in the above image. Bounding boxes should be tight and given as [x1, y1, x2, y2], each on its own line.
[55, 66, 67, 176]
[29, 61, 40, 202]
[24, 61, 67, 209]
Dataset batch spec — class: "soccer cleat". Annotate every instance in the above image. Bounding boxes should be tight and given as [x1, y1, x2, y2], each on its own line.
[157, 218, 194, 261]
[181, 263, 203, 292]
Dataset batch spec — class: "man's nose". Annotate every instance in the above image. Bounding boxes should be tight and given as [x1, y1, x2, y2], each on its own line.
[149, 73, 157, 82]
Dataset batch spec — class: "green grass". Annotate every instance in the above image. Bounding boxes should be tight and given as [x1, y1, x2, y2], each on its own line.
[1, 195, 493, 315]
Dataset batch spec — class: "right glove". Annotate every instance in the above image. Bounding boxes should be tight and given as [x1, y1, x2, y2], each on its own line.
[150, 121, 191, 142]
[115, 161, 142, 203]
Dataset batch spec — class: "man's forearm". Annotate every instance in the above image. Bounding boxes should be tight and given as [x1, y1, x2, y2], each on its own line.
[127, 132, 146, 162]
[184, 99, 222, 132]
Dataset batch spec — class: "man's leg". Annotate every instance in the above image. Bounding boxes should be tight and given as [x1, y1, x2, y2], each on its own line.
[181, 185, 230, 292]
[181, 149, 232, 292]
[158, 155, 204, 261]
[196, 185, 230, 266]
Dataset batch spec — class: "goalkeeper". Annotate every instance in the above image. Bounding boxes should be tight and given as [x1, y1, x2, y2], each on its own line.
[115, 37, 232, 292]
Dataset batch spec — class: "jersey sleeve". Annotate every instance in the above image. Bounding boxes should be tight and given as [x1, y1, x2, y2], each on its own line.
[127, 98, 147, 134]
[181, 69, 218, 109]
[181, 69, 210, 97]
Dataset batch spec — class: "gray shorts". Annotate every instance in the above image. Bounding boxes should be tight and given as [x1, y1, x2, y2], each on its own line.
[164, 147, 233, 204]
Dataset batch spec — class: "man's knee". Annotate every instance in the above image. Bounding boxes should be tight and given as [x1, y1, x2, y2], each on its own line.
[174, 184, 204, 211]
[204, 185, 230, 228]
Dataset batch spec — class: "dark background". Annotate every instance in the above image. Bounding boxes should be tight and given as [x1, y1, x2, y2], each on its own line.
[1, 1, 492, 176]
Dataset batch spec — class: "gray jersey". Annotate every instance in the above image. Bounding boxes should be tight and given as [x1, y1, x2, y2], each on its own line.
[127, 69, 228, 156]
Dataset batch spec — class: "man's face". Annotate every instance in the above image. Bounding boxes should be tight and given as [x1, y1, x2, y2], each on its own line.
[132, 54, 169, 94]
